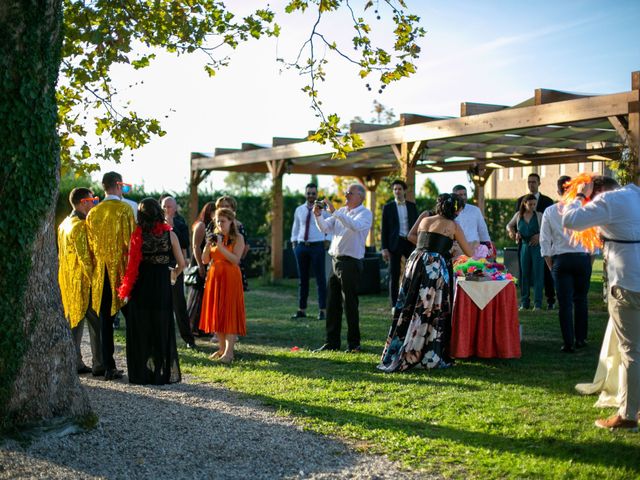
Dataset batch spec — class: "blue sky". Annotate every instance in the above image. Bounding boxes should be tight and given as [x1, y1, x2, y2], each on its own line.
[97, 0, 640, 195]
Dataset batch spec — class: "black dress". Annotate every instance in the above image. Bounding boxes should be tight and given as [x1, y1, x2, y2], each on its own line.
[377, 231, 454, 373]
[186, 233, 207, 334]
[126, 230, 181, 385]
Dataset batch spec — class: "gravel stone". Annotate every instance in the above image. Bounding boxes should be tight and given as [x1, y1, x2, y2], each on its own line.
[1, 333, 436, 479]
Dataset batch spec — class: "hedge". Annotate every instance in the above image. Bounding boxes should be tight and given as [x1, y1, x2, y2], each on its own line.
[56, 185, 517, 250]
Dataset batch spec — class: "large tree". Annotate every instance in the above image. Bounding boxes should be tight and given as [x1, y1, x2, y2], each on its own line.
[0, 0, 424, 429]
[0, 0, 91, 428]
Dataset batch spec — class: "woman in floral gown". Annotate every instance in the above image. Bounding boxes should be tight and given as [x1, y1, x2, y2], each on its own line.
[378, 193, 474, 373]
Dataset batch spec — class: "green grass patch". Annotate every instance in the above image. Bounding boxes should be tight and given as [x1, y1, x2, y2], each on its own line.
[122, 260, 640, 478]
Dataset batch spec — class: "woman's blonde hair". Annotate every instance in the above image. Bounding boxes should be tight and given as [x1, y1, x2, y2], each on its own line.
[213, 207, 238, 244]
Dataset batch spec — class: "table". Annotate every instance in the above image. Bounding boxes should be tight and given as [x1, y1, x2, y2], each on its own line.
[450, 279, 521, 359]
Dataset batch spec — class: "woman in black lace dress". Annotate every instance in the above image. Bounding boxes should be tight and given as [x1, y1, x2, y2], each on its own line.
[378, 193, 474, 373]
[119, 198, 185, 385]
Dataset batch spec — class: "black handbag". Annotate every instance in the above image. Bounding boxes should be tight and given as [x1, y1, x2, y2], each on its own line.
[184, 265, 203, 287]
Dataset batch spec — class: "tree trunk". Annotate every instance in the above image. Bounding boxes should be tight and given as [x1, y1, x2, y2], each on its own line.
[0, 0, 91, 427]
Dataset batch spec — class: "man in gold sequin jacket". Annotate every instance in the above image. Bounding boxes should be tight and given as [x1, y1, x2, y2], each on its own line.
[58, 187, 103, 375]
[86, 172, 135, 381]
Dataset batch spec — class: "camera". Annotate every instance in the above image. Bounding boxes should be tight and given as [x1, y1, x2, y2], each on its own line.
[314, 200, 327, 210]
[205, 223, 217, 244]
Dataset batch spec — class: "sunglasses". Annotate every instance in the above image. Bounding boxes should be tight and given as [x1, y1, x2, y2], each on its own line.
[81, 196, 100, 205]
[117, 182, 133, 194]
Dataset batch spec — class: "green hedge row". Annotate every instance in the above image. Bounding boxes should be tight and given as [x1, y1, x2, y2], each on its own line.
[56, 184, 517, 250]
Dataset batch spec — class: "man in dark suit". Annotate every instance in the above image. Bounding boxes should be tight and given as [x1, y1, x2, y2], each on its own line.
[515, 172, 556, 309]
[381, 179, 419, 308]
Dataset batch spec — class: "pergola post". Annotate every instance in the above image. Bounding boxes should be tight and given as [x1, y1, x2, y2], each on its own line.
[267, 159, 287, 280]
[391, 140, 422, 202]
[359, 174, 384, 246]
[468, 164, 492, 213]
[188, 168, 210, 225]
[631, 71, 640, 185]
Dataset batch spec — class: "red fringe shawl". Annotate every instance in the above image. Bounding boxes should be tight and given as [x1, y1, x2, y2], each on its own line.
[118, 222, 172, 300]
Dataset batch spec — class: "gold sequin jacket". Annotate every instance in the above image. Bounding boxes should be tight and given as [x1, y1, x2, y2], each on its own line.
[86, 199, 136, 315]
[57, 214, 92, 327]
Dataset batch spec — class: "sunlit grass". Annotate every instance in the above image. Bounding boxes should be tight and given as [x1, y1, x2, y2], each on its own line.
[120, 259, 639, 478]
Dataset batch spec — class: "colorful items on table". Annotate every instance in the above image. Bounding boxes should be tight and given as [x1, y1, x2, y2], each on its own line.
[453, 256, 517, 283]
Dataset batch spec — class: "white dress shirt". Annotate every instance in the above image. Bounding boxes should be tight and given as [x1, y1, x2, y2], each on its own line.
[454, 204, 490, 244]
[395, 201, 409, 237]
[562, 184, 640, 292]
[315, 204, 372, 259]
[290, 203, 328, 243]
[121, 196, 138, 220]
[540, 203, 590, 257]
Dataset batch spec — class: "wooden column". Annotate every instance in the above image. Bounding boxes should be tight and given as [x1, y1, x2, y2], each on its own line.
[391, 140, 422, 202]
[467, 164, 492, 214]
[188, 169, 210, 225]
[267, 159, 287, 280]
[359, 174, 384, 247]
[631, 71, 640, 185]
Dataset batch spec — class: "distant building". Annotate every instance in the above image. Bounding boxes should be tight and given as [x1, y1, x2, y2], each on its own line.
[485, 161, 610, 200]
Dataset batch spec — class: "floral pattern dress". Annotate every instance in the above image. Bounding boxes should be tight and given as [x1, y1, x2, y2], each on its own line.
[378, 231, 453, 373]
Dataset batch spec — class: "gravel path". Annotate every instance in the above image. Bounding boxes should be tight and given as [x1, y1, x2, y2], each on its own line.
[1, 335, 434, 479]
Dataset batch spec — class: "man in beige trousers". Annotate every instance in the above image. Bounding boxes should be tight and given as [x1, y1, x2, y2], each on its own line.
[563, 175, 640, 432]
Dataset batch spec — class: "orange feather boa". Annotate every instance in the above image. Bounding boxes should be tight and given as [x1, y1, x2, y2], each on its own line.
[560, 172, 602, 252]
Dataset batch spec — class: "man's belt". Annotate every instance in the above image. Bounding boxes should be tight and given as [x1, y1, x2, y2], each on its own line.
[299, 241, 324, 246]
[601, 236, 640, 244]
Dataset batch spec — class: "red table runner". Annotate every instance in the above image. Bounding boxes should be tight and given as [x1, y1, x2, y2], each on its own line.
[450, 281, 521, 359]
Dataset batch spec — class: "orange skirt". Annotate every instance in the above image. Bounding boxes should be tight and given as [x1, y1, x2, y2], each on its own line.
[199, 254, 246, 335]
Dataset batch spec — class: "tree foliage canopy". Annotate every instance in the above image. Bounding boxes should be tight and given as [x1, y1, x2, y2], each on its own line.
[60, 0, 425, 174]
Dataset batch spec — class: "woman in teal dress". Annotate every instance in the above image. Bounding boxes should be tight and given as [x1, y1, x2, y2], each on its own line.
[507, 194, 544, 310]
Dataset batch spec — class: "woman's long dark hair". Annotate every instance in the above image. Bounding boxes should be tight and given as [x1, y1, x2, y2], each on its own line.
[193, 201, 215, 229]
[137, 198, 165, 232]
[435, 193, 464, 220]
[519, 194, 537, 216]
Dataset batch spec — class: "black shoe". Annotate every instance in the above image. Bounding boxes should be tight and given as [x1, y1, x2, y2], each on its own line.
[575, 340, 588, 349]
[290, 310, 307, 320]
[186, 342, 197, 350]
[77, 365, 92, 374]
[345, 345, 362, 353]
[317, 311, 326, 321]
[547, 302, 556, 311]
[92, 369, 105, 377]
[560, 345, 575, 353]
[104, 369, 123, 381]
[314, 343, 338, 352]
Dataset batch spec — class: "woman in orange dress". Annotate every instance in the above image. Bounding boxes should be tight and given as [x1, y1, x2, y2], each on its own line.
[199, 207, 246, 364]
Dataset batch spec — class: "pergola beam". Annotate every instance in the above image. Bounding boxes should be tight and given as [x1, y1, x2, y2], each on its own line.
[192, 90, 636, 171]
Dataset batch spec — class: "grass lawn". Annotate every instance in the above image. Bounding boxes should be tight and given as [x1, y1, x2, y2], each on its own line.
[126, 259, 640, 478]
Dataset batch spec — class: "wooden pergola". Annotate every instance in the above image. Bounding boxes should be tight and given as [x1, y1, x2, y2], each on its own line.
[190, 70, 640, 279]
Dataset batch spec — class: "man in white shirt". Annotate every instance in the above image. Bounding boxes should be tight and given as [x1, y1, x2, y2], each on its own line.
[540, 176, 594, 353]
[452, 185, 491, 253]
[563, 175, 640, 432]
[290, 183, 329, 321]
[381, 179, 418, 308]
[313, 183, 372, 352]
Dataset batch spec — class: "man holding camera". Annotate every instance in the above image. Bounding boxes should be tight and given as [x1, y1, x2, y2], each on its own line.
[313, 183, 372, 353]
[290, 183, 330, 320]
